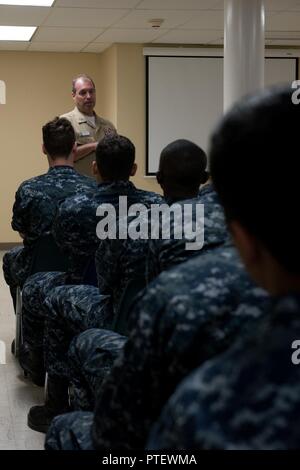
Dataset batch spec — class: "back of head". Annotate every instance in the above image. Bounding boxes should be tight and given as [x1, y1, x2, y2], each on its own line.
[209, 85, 299, 274]
[43, 117, 75, 159]
[96, 134, 135, 181]
[158, 139, 208, 199]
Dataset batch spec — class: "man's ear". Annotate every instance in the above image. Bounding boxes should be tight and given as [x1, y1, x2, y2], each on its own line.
[42, 144, 47, 156]
[92, 160, 99, 177]
[229, 220, 260, 270]
[156, 171, 163, 186]
[130, 163, 137, 177]
[71, 142, 77, 157]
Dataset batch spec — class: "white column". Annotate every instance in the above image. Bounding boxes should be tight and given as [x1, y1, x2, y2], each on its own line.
[224, 0, 265, 111]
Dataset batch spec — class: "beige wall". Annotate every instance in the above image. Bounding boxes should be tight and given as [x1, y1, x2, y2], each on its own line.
[0, 45, 159, 243]
[1, 46, 300, 242]
[98, 43, 160, 193]
[115, 44, 160, 194]
[0, 51, 106, 242]
[97, 45, 117, 125]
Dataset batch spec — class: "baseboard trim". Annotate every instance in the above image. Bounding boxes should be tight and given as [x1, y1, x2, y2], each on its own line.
[0, 243, 22, 251]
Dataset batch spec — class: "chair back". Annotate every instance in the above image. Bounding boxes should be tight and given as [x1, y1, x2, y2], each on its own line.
[14, 234, 70, 359]
[81, 257, 98, 287]
[113, 277, 146, 336]
[30, 234, 70, 275]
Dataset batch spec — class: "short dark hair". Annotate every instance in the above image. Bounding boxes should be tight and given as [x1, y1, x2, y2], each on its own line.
[72, 74, 96, 93]
[96, 134, 135, 181]
[158, 139, 208, 193]
[210, 86, 299, 274]
[42, 117, 75, 159]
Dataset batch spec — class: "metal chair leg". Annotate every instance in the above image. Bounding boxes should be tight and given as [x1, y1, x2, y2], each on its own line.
[44, 372, 48, 401]
[14, 287, 22, 358]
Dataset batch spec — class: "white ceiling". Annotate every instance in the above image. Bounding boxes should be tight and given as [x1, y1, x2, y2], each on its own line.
[0, 0, 299, 52]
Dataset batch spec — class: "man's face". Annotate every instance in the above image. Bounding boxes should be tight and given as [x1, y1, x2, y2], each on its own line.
[73, 78, 96, 116]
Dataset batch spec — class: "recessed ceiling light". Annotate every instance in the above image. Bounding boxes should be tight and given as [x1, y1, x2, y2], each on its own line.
[0, 1, 54, 6]
[0, 26, 36, 41]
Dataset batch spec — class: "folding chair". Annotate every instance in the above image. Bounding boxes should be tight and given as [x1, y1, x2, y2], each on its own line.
[112, 277, 146, 336]
[81, 256, 98, 287]
[12, 234, 70, 358]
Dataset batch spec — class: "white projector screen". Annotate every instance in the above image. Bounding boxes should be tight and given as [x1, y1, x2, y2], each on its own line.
[146, 56, 297, 174]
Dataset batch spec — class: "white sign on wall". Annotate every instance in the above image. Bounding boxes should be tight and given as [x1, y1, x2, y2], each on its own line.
[0, 80, 6, 104]
[0, 340, 6, 365]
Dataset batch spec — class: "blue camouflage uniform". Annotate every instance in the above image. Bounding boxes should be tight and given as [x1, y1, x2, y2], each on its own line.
[45, 243, 269, 450]
[42, 197, 163, 380]
[147, 182, 228, 280]
[80, 186, 223, 330]
[64, 185, 228, 410]
[147, 294, 300, 450]
[68, 329, 127, 410]
[52, 181, 162, 276]
[41, 209, 154, 408]
[46, 412, 94, 450]
[2, 166, 95, 291]
[22, 184, 162, 371]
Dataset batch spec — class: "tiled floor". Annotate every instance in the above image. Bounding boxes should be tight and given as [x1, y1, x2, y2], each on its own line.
[0, 251, 45, 450]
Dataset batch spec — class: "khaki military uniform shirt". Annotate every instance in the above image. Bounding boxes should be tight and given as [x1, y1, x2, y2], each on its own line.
[61, 107, 116, 176]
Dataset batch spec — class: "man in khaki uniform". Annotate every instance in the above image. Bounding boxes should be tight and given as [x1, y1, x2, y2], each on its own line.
[61, 74, 116, 176]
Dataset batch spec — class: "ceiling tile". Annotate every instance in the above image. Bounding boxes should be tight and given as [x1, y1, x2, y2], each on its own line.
[264, 0, 300, 11]
[179, 10, 224, 30]
[33, 26, 103, 42]
[137, 0, 222, 10]
[265, 11, 280, 30]
[0, 41, 29, 50]
[113, 9, 196, 29]
[284, 2, 300, 10]
[266, 30, 300, 38]
[208, 37, 224, 45]
[0, 6, 50, 26]
[44, 7, 129, 27]
[0, 0, 299, 52]
[28, 41, 87, 51]
[266, 39, 300, 45]
[153, 29, 224, 44]
[55, 0, 140, 7]
[213, 0, 224, 8]
[267, 11, 300, 30]
[95, 28, 164, 43]
[81, 42, 112, 53]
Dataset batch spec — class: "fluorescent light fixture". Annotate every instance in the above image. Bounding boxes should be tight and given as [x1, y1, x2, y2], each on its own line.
[0, 25, 36, 40]
[0, 1, 54, 6]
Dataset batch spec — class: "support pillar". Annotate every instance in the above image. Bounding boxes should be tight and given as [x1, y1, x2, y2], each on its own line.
[224, 0, 265, 111]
